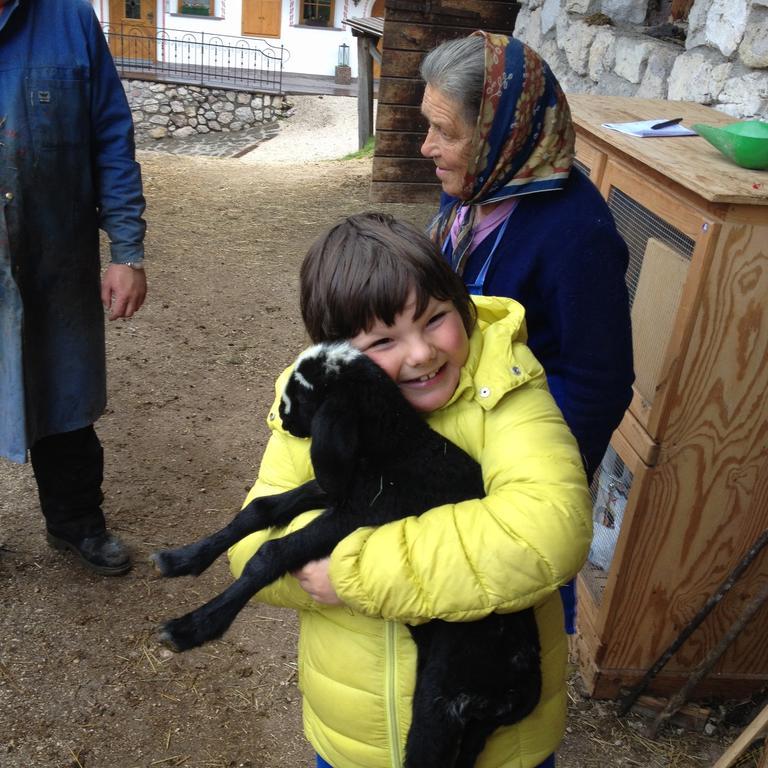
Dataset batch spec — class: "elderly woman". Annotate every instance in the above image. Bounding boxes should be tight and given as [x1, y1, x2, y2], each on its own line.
[421, 32, 634, 486]
[420, 32, 634, 680]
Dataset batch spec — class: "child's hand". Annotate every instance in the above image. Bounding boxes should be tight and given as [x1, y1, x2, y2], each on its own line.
[292, 558, 343, 605]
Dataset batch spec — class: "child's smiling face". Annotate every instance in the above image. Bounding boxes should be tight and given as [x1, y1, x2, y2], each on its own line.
[349, 291, 470, 413]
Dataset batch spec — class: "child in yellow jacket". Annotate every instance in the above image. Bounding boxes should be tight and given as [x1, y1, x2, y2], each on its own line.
[228, 212, 592, 768]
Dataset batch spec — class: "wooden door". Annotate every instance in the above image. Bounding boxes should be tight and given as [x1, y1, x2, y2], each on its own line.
[107, 0, 156, 61]
[243, 0, 281, 37]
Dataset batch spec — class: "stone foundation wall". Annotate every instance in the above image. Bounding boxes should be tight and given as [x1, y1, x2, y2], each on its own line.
[514, 0, 768, 119]
[123, 80, 288, 139]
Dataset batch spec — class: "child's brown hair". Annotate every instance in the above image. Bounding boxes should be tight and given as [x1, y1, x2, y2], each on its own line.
[300, 212, 475, 343]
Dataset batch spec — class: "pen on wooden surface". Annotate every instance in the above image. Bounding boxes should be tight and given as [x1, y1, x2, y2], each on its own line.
[651, 117, 684, 130]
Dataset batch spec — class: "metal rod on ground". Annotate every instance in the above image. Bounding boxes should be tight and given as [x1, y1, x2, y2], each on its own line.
[618, 528, 768, 716]
[646, 578, 768, 739]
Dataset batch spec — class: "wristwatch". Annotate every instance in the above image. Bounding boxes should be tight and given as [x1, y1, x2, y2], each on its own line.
[121, 260, 145, 270]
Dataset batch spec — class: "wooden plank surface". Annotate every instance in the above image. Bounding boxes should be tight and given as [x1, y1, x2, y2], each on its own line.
[599, 215, 768, 685]
[372, 157, 437, 182]
[568, 95, 768, 206]
[616, 410, 660, 467]
[377, 77, 425, 107]
[378, 49, 425, 78]
[384, 0, 518, 27]
[375, 130, 427, 156]
[383, 21, 471, 52]
[375, 103, 427, 133]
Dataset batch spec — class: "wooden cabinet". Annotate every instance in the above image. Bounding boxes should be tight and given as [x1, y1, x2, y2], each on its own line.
[568, 95, 768, 699]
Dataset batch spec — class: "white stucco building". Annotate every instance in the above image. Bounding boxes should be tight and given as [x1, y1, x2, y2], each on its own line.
[93, 0, 384, 79]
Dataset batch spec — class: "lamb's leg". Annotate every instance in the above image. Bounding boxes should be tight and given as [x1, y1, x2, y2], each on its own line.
[453, 719, 499, 768]
[151, 480, 327, 577]
[403, 671, 464, 768]
[403, 636, 464, 768]
[159, 510, 355, 651]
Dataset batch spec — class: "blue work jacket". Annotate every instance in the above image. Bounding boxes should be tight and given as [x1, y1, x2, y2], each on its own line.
[0, 0, 146, 462]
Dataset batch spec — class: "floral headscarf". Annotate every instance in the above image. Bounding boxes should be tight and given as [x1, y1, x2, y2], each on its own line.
[427, 32, 575, 276]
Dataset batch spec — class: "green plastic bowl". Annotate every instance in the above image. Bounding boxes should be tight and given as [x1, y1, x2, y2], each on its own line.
[691, 120, 768, 170]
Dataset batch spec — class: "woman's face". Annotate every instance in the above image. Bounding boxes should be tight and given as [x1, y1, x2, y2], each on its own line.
[420, 84, 475, 199]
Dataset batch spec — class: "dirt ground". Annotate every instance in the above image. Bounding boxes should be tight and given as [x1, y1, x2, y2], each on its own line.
[0, 150, 754, 768]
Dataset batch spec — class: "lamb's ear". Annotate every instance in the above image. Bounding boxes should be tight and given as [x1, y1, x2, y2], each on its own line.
[309, 395, 359, 498]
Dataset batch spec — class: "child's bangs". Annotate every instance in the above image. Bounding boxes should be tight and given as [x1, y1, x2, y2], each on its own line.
[357, 248, 458, 332]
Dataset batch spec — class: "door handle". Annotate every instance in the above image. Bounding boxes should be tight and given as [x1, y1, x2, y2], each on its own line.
[147, 11, 154, 20]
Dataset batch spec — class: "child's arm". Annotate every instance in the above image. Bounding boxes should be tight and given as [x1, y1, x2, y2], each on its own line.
[328, 377, 593, 624]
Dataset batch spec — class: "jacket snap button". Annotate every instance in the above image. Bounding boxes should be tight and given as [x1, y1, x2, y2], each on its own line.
[268, 412, 275, 421]
[479, 387, 490, 397]
[511, 366, 521, 376]
[4, 192, 13, 202]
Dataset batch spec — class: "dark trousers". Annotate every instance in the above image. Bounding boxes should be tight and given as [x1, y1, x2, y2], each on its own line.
[30, 425, 106, 538]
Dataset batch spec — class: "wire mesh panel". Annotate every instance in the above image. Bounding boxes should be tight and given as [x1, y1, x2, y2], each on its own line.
[573, 157, 590, 177]
[607, 185, 697, 411]
[583, 444, 634, 604]
[607, 186, 695, 310]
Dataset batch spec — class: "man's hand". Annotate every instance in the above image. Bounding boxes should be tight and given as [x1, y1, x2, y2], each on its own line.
[101, 263, 147, 320]
[292, 558, 343, 605]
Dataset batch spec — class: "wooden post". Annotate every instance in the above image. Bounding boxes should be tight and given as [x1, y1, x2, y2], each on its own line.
[356, 35, 374, 150]
[712, 702, 768, 768]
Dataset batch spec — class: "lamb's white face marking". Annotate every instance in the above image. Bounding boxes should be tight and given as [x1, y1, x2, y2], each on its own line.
[293, 370, 313, 391]
[281, 368, 314, 416]
[295, 341, 361, 376]
[320, 341, 360, 375]
[282, 342, 359, 415]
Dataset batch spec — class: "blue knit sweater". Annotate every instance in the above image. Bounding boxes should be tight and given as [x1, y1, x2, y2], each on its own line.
[440, 168, 634, 480]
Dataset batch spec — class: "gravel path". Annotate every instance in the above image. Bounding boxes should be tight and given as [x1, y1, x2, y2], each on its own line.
[240, 93, 364, 164]
[137, 94, 368, 162]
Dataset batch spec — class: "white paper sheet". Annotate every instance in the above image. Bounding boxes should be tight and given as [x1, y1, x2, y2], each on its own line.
[601, 119, 698, 138]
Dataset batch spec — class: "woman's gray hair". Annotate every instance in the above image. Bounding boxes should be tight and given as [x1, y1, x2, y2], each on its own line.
[420, 35, 485, 126]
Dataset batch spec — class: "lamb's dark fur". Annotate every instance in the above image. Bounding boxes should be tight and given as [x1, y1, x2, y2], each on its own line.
[152, 341, 541, 768]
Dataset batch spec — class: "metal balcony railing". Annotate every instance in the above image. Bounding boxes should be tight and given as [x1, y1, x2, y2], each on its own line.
[102, 23, 287, 92]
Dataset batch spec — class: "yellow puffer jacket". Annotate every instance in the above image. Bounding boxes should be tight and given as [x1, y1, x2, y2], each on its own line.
[228, 296, 592, 768]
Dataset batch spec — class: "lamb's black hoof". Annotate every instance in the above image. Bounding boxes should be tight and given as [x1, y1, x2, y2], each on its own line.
[150, 549, 194, 577]
[157, 615, 203, 652]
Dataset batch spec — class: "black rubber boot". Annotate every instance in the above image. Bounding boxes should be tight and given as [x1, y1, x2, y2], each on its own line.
[30, 426, 131, 575]
[45, 529, 131, 576]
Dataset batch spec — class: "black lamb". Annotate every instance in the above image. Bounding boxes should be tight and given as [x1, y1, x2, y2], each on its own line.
[152, 340, 542, 768]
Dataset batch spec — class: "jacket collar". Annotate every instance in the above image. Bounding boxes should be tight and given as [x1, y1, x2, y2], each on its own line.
[445, 295, 542, 411]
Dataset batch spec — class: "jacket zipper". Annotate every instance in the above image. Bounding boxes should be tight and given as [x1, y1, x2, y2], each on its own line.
[385, 621, 403, 768]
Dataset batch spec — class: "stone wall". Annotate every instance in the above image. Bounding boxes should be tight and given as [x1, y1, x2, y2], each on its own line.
[123, 80, 288, 139]
[514, 0, 768, 119]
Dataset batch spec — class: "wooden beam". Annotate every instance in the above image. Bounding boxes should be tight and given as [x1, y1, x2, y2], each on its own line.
[378, 77, 424, 107]
[372, 156, 437, 182]
[356, 35, 374, 150]
[374, 131, 426, 156]
[712, 703, 768, 768]
[375, 103, 426, 132]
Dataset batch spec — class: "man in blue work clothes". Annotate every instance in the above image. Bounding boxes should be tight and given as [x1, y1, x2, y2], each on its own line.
[1, 0, 147, 574]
